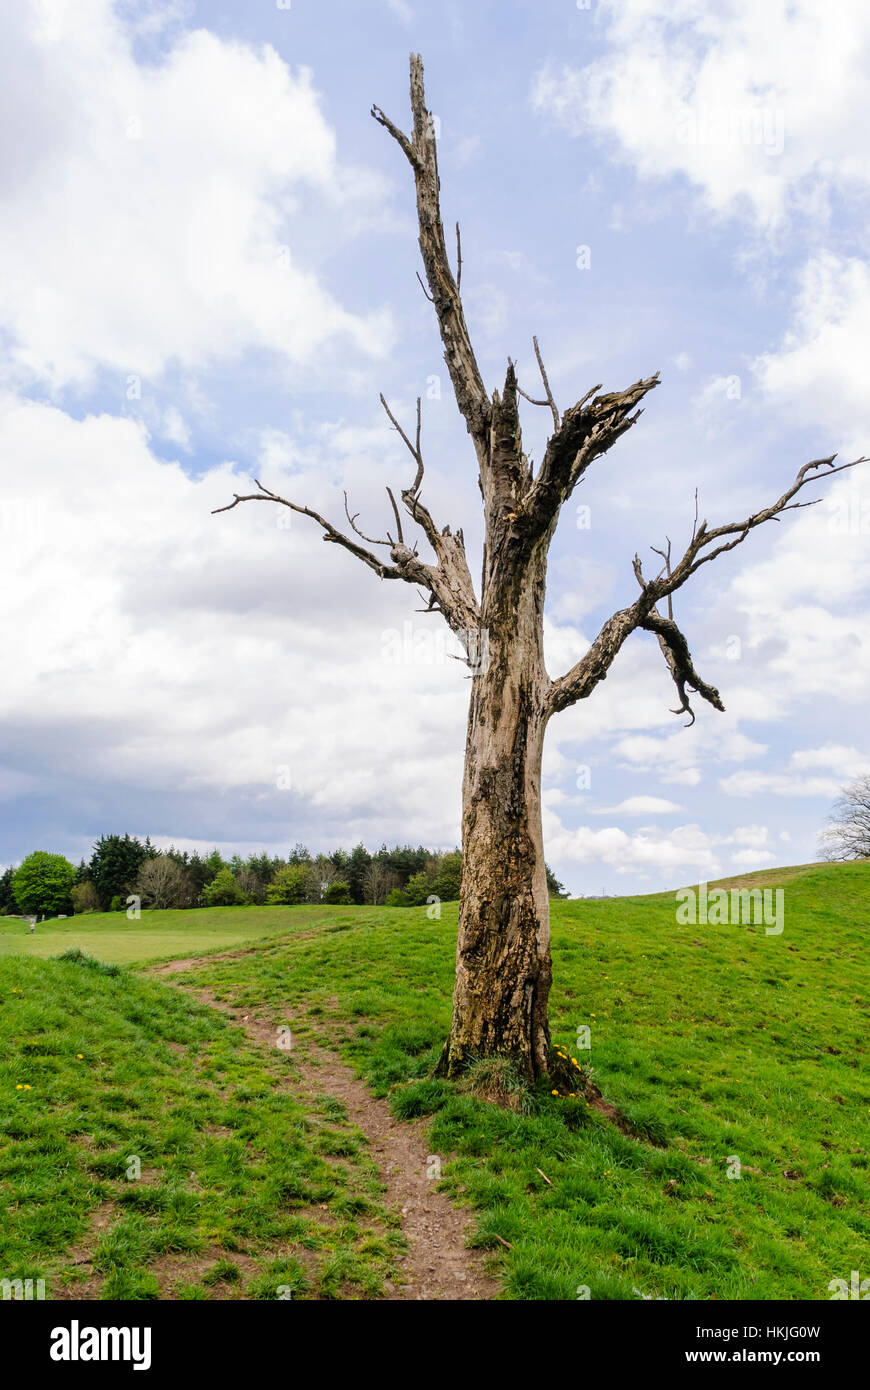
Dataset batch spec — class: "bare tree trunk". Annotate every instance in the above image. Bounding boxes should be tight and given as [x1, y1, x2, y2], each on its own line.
[437, 487, 555, 1080]
[437, 666, 551, 1080]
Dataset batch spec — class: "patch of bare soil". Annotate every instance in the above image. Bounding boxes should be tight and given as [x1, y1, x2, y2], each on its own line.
[149, 966, 499, 1301]
[293, 1041, 498, 1300]
[52, 1201, 117, 1300]
[149, 946, 262, 975]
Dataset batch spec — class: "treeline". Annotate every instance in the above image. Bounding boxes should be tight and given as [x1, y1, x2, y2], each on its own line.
[0, 834, 569, 917]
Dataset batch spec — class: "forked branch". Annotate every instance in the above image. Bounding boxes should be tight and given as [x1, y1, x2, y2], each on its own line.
[548, 453, 868, 716]
[213, 480, 404, 581]
[522, 374, 660, 536]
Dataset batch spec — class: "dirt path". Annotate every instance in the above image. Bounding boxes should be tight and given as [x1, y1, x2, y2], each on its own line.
[147, 956, 499, 1301]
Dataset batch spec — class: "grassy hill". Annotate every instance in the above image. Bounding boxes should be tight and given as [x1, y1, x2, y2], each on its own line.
[1, 860, 868, 1299]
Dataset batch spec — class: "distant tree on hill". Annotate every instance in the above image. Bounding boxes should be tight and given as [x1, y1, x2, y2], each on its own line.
[132, 856, 192, 910]
[12, 852, 76, 918]
[0, 866, 20, 915]
[71, 881, 100, 914]
[266, 865, 308, 905]
[89, 834, 152, 910]
[203, 849, 227, 881]
[346, 843, 372, 905]
[185, 851, 212, 901]
[820, 776, 870, 861]
[323, 881, 352, 904]
[363, 860, 393, 906]
[400, 853, 462, 907]
[431, 851, 462, 902]
[202, 867, 245, 906]
[546, 865, 569, 899]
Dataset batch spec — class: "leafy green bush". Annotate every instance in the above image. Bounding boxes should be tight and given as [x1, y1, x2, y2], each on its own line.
[71, 880, 100, 914]
[265, 865, 309, 905]
[323, 881, 352, 905]
[385, 888, 410, 907]
[403, 871, 433, 906]
[202, 867, 245, 907]
[431, 851, 462, 901]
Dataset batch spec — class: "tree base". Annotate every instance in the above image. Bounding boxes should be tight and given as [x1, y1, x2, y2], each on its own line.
[433, 1030, 550, 1085]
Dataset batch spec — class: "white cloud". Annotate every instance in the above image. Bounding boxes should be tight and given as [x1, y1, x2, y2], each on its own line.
[790, 744, 870, 777]
[531, 0, 870, 228]
[384, 0, 413, 20]
[611, 727, 765, 788]
[727, 824, 769, 847]
[0, 1, 392, 392]
[730, 848, 775, 867]
[592, 795, 683, 816]
[0, 393, 469, 846]
[753, 254, 870, 439]
[719, 746, 870, 801]
[719, 770, 840, 799]
[544, 808, 783, 884]
[544, 815, 722, 879]
[161, 407, 191, 448]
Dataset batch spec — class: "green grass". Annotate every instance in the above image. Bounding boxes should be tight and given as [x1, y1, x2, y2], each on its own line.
[0, 904, 365, 965]
[179, 862, 870, 1300]
[2, 861, 868, 1299]
[0, 949, 404, 1299]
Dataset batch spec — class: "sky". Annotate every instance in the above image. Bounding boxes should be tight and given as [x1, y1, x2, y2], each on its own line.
[1, 0, 869, 895]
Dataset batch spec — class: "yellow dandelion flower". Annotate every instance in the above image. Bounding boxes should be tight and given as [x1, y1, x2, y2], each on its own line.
[76, 1054, 84, 1060]
[15, 1084, 23, 1090]
[23, 1084, 31, 1090]
[551, 1089, 559, 1096]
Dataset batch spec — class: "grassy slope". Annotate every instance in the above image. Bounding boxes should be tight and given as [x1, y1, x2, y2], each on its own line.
[0, 950, 403, 1298]
[1, 862, 868, 1299]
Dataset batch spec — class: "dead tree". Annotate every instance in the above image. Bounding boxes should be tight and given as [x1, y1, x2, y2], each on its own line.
[819, 775, 870, 860]
[216, 54, 866, 1082]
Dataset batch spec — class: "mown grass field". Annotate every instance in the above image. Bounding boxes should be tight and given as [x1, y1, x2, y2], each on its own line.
[1, 861, 868, 1299]
[0, 904, 332, 965]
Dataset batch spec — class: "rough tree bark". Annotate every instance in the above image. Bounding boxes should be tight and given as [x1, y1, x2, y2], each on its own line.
[216, 54, 866, 1084]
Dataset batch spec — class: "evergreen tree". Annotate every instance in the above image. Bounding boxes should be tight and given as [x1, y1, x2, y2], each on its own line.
[0, 866, 19, 914]
[203, 849, 225, 882]
[346, 843, 371, 904]
[328, 848, 350, 876]
[88, 834, 149, 910]
[545, 864, 569, 899]
[185, 852, 212, 901]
